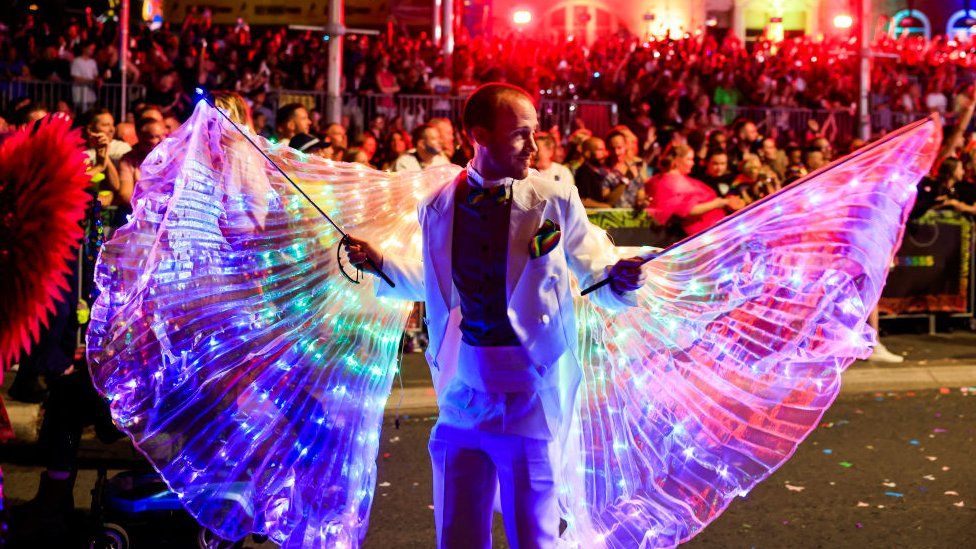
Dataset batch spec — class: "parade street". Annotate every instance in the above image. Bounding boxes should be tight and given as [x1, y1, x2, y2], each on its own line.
[3, 332, 975, 548]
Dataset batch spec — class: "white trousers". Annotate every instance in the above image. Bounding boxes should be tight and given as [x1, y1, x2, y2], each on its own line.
[429, 423, 560, 549]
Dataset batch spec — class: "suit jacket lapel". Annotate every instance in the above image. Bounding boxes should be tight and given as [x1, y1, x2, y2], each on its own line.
[507, 178, 546, 297]
[425, 171, 464, 309]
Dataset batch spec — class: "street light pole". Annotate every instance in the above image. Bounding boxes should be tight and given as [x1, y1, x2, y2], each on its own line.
[120, 0, 130, 119]
[326, 0, 344, 125]
[442, 0, 454, 59]
[292, 2, 379, 125]
[857, 0, 871, 140]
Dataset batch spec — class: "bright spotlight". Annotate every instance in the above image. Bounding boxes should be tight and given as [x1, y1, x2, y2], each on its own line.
[833, 14, 854, 29]
[513, 10, 532, 25]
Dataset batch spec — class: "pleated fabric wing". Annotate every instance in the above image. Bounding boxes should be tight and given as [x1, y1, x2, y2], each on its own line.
[90, 101, 940, 549]
[561, 116, 941, 548]
[87, 101, 460, 547]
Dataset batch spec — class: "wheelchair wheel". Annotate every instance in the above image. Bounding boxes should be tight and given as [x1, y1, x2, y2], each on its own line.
[89, 522, 130, 549]
[197, 526, 241, 549]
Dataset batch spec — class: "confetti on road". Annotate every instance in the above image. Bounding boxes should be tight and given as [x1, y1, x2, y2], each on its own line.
[885, 492, 904, 498]
[379, 482, 391, 487]
[785, 484, 805, 492]
[882, 482, 897, 488]
[909, 439, 920, 445]
[840, 461, 853, 468]
[954, 501, 965, 507]
[945, 491, 959, 496]
[923, 475, 936, 481]
[856, 501, 870, 507]
[823, 448, 833, 455]
[925, 456, 938, 461]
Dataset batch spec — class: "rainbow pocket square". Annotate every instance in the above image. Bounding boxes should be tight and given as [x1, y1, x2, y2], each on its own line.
[529, 219, 561, 259]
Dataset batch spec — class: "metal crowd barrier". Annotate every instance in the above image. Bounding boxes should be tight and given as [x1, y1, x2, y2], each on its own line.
[717, 105, 930, 137]
[267, 89, 619, 136]
[0, 79, 146, 121]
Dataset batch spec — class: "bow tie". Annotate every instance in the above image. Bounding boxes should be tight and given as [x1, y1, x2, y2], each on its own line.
[466, 184, 512, 206]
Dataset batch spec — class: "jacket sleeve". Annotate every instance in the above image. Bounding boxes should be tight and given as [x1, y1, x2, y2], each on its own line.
[561, 186, 638, 311]
[374, 253, 425, 302]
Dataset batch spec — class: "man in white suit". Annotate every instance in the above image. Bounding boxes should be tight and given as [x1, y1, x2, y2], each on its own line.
[345, 83, 644, 548]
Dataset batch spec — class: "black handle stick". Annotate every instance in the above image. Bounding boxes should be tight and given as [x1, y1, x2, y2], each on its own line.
[580, 251, 659, 296]
[196, 89, 395, 288]
[580, 276, 613, 296]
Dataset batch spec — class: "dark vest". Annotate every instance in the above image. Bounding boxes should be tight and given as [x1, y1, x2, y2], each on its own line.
[451, 170, 520, 347]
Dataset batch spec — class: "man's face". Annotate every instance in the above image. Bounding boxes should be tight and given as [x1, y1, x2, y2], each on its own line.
[83, 44, 95, 58]
[420, 127, 443, 156]
[805, 151, 825, 171]
[814, 138, 833, 160]
[474, 97, 539, 180]
[91, 113, 115, 139]
[705, 153, 728, 177]
[609, 136, 628, 162]
[327, 125, 347, 148]
[138, 121, 166, 150]
[585, 139, 608, 164]
[433, 120, 455, 153]
[761, 138, 777, 158]
[740, 122, 758, 143]
[289, 108, 311, 136]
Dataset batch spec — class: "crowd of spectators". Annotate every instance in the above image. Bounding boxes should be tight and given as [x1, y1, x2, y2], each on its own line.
[4, 9, 976, 130]
[8, 12, 976, 542]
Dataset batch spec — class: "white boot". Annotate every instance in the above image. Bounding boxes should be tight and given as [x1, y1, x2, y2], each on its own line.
[869, 341, 904, 363]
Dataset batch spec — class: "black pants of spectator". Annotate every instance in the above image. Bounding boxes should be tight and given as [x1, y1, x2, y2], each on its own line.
[38, 360, 122, 473]
[9, 264, 78, 403]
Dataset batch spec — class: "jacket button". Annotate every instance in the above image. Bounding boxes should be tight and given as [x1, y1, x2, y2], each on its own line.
[539, 314, 550, 324]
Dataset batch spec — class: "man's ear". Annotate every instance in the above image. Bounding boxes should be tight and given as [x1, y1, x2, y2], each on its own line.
[470, 126, 488, 148]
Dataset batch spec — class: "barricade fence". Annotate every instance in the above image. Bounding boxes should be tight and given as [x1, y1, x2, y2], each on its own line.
[586, 208, 975, 321]
[0, 79, 146, 121]
[14, 79, 926, 142]
[718, 105, 930, 139]
[267, 89, 618, 137]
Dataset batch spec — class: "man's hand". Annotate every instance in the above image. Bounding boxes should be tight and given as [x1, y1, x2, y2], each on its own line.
[343, 235, 384, 275]
[608, 256, 646, 294]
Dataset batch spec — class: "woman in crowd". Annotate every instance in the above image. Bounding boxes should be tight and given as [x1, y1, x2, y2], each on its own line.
[730, 153, 781, 205]
[645, 144, 743, 236]
[379, 128, 411, 171]
[936, 156, 976, 215]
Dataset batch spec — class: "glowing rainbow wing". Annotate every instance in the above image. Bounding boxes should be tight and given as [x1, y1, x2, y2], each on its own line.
[562, 117, 941, 547]
[87, 102, 459, 547]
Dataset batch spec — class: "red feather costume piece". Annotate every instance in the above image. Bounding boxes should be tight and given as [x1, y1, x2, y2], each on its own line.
[0, 116, 91, 372]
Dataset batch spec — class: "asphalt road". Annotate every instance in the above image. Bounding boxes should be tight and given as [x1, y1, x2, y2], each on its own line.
[3, 388, 973, 548]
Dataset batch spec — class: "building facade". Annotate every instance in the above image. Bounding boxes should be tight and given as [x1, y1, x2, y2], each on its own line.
[489, 0, 976, 42]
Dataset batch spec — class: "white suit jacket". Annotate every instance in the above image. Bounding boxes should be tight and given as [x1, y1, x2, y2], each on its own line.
[377, 168, 635, 418]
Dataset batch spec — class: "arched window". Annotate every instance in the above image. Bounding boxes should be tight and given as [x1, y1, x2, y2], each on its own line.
[946, 10, 976, 39]
[888, 9, 932, 40]
[542, 1, 623, 43]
